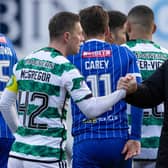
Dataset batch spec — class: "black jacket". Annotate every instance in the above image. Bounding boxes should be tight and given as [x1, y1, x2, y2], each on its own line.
[126, 60, 168, 168]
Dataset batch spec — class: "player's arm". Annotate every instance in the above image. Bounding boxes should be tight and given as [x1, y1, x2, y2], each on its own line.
[62, 68, 127, 119]
[0, 75, 19, 132]
[76, 89, 126, 118]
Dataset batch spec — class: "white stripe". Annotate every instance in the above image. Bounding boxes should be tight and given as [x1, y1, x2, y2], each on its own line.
[17, 89, 70, 109]
[18, 115, 65, 128]
[15, 68, 62, 86]
[131, 72, 142, 78]
[123, 43, 168, 52]
[85, 39, 105, 43]
[134, 148, 158, 159]
[141, 125, 162, 137]
[14, 133, 66, 149]
[26, 51, 69, 64]
[10, 151, 60, 161]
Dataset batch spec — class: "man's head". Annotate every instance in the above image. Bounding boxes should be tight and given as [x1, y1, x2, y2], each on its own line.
[79, 5, 109, 39]
[106, 10, 127, 44]
[127, 5, 156, 40]
[48, 11, 84, 55]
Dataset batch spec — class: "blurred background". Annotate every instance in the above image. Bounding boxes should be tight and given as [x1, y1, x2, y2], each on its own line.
[1, 0, 168, 59]
[1, 0, 168, 165]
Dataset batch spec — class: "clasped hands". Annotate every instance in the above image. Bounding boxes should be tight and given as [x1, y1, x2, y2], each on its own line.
[117, 74, 138, 95]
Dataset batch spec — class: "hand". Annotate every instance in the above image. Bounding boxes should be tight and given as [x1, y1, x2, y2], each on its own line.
[117, 74, 137, 95]
[121, 140, 141, 160]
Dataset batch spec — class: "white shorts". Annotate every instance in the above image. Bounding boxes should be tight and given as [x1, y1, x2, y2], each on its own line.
[133, 160, 156, 168]
[8, 157, 68, 168]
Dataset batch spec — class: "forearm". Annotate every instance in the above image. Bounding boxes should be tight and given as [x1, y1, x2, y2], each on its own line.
[0, 89, 18, 132]
[77, 89, 126, 118]
[126, 84, 163, 108]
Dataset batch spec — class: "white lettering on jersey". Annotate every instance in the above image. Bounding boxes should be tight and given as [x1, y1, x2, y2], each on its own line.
[85, 60, 109, 70]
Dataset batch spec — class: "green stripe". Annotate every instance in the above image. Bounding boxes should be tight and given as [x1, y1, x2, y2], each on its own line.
[143, 116, 163, 125]
[38, 47, 62, 58]
[141, 137, 160, 148]
[126, 40, 160, 48]
[62, 108, 67, 120]
[128, 114, 163, 125]
[71, 77, 84, 91]
[12, 142, 66, 160]
[141, 71, 155, 80]
[18, 80, 60, 96]
[16, 59, 76, 76]
[16, 127, 66, 139]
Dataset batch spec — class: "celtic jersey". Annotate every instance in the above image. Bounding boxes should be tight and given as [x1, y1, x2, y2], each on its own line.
[123, 39, 168, 160]
[8, 47, 92, 162]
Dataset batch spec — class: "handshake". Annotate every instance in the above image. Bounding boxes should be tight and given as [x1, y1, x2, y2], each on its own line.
[117, 74, 138, 95]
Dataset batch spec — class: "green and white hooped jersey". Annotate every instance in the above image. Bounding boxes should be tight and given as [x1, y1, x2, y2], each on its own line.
[123, 39, 168, 160]
[9, 47, 91, 162]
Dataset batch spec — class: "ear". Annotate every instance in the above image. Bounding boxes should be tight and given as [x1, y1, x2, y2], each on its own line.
[110, 32, 115, 42]
[152, 23, 157, 34]
[126, 21, 131, 34]
[82, 31, 87, 41]
[105, 31, 114, 44]
[63, 32, 71, 43]
[105, 26, 110, 36]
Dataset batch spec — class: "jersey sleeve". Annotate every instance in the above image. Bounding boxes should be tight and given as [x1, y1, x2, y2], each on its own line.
[61, 66, 92, 103]
[6, 75, 18, 93]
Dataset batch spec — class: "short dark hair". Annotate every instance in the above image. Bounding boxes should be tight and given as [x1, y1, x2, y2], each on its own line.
[79, 5, 109, 36]
[108, 10, 127, 31]
[48, 11, 80, 40]
[128, 5, 154, 30]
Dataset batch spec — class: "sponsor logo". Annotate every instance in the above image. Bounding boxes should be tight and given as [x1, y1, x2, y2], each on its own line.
[82, 50, 111, 58]
[0, 37, 7, 43]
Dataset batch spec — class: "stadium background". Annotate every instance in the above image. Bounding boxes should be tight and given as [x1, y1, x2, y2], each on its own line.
[0, 0, 168, 59]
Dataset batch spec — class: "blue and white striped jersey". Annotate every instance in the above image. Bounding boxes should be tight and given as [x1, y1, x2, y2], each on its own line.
[0, 33, 18, 139]
[68, 39, 142, 144]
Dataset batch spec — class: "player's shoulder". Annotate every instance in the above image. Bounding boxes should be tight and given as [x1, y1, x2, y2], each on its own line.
[158, 44, 168, 54]
[111, 42, 134, 56]
[0, 33, 13, 46]
[0, 33, 7, 42]
[94, 41, 130, 55]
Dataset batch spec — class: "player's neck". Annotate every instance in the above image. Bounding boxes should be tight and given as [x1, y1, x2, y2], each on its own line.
[129, 33, 152, 41]
[85, 34, 105, 41]
[49, 40, 66, 56]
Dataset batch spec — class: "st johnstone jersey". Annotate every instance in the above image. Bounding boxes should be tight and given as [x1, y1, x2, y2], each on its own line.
[68, 39, 141, 143]
[0, 34, 18, 139]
